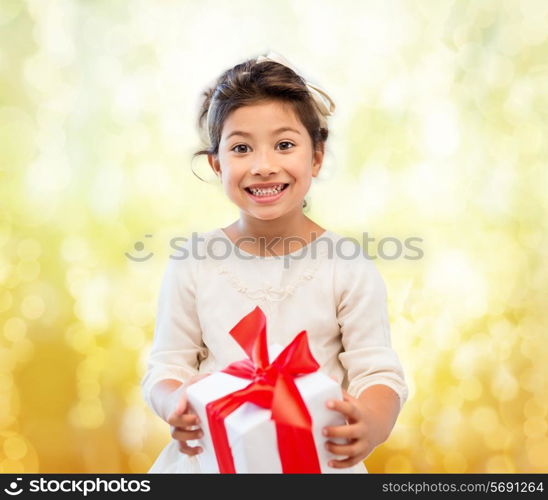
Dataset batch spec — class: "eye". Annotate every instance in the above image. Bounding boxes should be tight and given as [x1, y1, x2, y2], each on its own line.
[231, 144, 250, 154]
[278, 141, 295, 150]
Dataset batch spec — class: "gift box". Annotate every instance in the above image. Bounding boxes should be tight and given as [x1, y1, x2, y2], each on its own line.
[186, 306, 347, 473]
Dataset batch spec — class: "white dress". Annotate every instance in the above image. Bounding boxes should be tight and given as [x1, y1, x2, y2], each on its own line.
[141, 228, 409, 473]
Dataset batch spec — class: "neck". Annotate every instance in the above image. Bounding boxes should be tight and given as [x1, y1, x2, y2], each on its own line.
[222, 206, 325, 258]
[234, 206, 319, 241]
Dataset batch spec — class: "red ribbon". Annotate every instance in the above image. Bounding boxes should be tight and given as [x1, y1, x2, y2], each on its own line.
[205, 306, 322, 473]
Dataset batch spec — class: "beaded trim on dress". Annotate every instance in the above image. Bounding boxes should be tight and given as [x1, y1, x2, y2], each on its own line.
[206, 230, 329, 303]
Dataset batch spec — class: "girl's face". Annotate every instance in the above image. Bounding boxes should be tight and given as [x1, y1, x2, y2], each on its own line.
[208, 100, 323, 221]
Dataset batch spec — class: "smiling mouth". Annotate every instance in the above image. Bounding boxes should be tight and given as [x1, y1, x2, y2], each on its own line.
[244, 183, 289, 197]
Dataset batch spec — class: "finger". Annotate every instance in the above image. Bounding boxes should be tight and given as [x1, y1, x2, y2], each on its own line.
[325, 439, 363, 458]
[323, 422, 362, 440]
[342, 391, 364, 414]
[173, 393, 189, 416]
[167, 412, 200, 427]
[326, 399, 360, 422]
[178, 440, 203, 456]
[341, 390, 357, 403]
[175, 401, 186, 416]
[167, 411, 198, 427]
[328, 455, 364, 469]
[172, 426, 203, 442]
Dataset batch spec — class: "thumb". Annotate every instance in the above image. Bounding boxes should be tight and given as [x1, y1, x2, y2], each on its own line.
[342, 389, 354, 401]
[175, 393, 188, 416]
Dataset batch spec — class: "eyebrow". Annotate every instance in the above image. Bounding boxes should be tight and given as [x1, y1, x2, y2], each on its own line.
[225, 127, 301, 140]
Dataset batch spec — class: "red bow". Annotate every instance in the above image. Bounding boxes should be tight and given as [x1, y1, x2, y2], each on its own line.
[205, 306, 322, 473]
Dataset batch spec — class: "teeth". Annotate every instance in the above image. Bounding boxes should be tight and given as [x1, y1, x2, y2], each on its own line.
[248, 184, 285, 196]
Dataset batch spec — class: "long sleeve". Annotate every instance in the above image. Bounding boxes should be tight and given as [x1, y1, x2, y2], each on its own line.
[334, 243, 408, 410]
[141, 252, 208, 413]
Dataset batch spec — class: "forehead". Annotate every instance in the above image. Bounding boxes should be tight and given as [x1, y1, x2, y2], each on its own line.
[222, 100, 302, 134]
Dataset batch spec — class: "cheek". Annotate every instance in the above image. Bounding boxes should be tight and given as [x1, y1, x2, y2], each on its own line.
[299, 178, 313, 194]
[289, 162, 314, 187]
[222, 170, 240, 188]
[220, 169, 244, 198]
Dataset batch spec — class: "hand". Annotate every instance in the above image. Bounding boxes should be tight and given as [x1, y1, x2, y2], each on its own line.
[322, 390, 375, 469]
[166, 373, 211, 456]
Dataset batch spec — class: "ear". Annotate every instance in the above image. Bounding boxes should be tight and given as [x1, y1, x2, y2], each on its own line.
[311, 145, 324, 178]
[207, 153, 222, 178]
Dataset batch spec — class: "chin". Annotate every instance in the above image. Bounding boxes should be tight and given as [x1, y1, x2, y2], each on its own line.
[249, 211, 282, 221]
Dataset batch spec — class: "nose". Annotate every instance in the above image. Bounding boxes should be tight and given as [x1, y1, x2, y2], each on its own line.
[249, 149, 280, 177]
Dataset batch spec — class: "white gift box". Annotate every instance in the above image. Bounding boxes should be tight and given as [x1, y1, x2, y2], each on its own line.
[186, 344, 347, 473]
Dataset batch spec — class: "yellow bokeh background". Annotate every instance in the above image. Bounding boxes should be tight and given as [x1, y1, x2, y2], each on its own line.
[1, 0, 547, 473]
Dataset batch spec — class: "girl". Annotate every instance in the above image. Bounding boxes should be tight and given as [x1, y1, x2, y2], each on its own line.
[141, 51, 408, 473]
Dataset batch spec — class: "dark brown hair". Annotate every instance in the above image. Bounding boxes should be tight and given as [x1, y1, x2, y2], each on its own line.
[193, 55, 330, 164]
